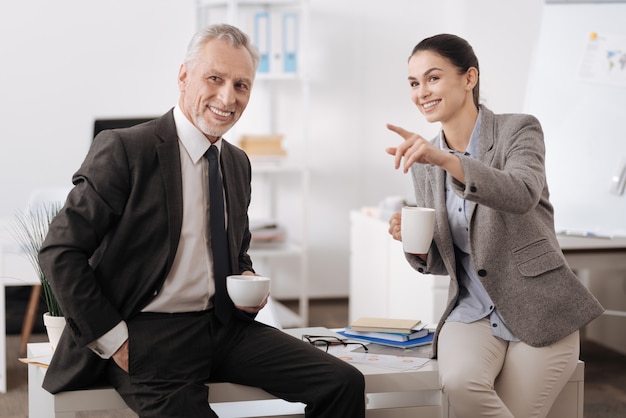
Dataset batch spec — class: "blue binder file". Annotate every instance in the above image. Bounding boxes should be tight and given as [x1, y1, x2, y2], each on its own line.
[282, 12, 298, 73]
[254, 12, 270, 73]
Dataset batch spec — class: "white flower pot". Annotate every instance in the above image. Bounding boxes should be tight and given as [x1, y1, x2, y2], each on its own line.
[43, 312, 66, 351]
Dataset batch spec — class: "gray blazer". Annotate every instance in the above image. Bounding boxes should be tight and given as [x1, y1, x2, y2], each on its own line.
[407, 106, 603, 354]
[38, 109, 255, 392]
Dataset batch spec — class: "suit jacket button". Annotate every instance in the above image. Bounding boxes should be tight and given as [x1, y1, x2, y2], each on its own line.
[67, 318, 82, 336]
[470, 186, 477, 193]
[418, 267, 424, 273]
[477, 269, 487, 277]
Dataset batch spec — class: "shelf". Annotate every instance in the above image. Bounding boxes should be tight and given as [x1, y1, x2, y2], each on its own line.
[256, 72, 302, 82]
[251, 161, 305, 174]
[198, 0, 300, 7]
[249, 242, 303, 257]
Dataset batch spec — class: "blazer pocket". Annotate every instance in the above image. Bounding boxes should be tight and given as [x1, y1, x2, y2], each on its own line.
[512, 238, 564, 277]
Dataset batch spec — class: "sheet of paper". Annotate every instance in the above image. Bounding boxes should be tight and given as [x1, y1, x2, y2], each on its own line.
[351, 343, 432, 358]
[325, 344, 430, 371]
[19, 355, 52, 368]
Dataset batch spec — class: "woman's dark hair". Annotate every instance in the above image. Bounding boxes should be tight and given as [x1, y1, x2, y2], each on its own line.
[410, 34, 480, 108]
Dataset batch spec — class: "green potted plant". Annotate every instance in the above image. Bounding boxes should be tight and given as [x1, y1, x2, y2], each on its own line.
[11, 201, 65, 349]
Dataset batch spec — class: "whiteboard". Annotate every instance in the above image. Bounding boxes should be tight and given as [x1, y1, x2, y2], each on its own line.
[524, 1, 626, 237]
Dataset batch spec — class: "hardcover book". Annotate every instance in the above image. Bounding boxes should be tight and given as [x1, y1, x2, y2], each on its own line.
[349, 317, 423, 334]
[342, 327, 428, 342]
[337, 330, 434, 348]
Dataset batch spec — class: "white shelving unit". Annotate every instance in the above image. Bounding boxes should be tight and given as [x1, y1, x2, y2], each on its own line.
[247, 162, 309, 327]
[196, 0, 310, 327]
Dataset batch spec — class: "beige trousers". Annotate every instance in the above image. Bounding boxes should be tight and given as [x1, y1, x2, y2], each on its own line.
[437, 318, 580, 418]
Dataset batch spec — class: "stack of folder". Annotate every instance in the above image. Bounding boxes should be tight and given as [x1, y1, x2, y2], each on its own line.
[252, 11, 299, 74]
[338, 317, 434, 348]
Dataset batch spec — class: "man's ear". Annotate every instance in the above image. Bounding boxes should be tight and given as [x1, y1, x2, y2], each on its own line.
[178, 63, 188, 92]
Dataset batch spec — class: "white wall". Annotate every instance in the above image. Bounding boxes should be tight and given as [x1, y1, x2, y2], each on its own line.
[0, 0, 196, 209]
[0, 0, 544, 298]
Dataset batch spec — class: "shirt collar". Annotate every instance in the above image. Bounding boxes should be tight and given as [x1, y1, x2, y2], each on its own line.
[173, 105, 222, 163]
[439, 108, 482, 158]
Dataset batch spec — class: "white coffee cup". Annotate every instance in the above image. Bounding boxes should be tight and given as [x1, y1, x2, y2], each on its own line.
[226, 275, 271, 307]
[401, 206, 435, 254]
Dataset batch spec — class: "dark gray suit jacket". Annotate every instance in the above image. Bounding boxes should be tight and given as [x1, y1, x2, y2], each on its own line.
[38, 109, 254, 392]
[407, 106, 604, 354]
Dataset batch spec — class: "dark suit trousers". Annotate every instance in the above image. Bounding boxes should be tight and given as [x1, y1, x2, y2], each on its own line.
[106, 310, 365, 418]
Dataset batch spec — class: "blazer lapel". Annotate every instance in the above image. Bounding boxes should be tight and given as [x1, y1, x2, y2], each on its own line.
[466, 107, 495, 226]
[428, 165, 457, 273]
[155, 111, 183, 273]
[218, 141, 247, 269]
[478, 107, 496, 168]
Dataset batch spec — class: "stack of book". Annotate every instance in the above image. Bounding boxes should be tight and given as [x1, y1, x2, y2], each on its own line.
[249, 220, 287, 249]
[338, 317, 434, 348]
[238, 134, 286, 158]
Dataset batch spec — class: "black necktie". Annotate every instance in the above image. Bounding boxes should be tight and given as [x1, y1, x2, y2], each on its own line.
[205, 145, 232, 323]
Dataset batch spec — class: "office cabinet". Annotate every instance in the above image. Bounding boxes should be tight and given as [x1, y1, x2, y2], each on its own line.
[349, 210, 449, 325]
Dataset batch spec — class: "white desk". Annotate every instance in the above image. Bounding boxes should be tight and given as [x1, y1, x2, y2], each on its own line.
[557, 235, 626, 318]
[350, 211, 626, 329]
[27, 327, 584, 418]
[27, 330, 442, 418]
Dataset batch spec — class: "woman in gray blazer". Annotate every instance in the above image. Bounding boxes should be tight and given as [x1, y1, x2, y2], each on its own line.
[385, 34, 603, 417]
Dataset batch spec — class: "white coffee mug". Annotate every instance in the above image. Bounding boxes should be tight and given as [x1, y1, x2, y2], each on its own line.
[226, 275, 271, 307]
[401, 206, 435, 254]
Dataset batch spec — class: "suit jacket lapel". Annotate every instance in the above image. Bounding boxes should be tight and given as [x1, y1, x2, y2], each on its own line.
[218, 140, 244, 270]
[155, 111, 183, 273]
[466, 107, 495, 225]
[429, 164, 457, 274]
[478, 106, 496, 165]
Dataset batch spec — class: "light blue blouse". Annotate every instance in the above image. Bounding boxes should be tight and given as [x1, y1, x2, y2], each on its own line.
[440, 110, 519, 341]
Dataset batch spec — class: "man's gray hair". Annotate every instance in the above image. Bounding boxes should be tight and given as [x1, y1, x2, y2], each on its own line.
[184, 23, 261, 71]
